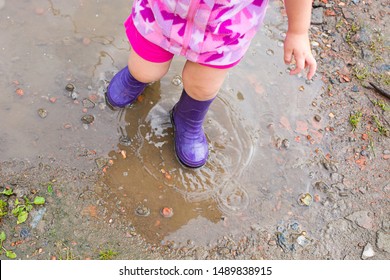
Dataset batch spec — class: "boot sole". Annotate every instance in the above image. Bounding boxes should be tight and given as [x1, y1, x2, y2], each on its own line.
[170, 108, 206, 169]
[104, 90, 138, 110]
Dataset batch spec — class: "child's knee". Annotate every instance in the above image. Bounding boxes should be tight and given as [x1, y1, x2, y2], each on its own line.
[182, 62, 228, 100]
[128, 51, 171, 83]
[183, 82, 219, 101]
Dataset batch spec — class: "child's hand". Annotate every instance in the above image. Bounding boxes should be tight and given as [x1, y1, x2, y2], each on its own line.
[283, 32, 317, 80]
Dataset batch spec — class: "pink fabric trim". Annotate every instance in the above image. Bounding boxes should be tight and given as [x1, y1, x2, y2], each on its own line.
[199, 59, 241, 69]
[125, 16, 174, 63]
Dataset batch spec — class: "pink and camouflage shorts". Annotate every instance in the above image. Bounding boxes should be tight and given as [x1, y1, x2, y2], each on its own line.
[125, 0, 269, 69]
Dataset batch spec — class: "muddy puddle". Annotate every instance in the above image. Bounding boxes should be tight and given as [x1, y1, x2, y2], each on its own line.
[1, 1, 324, 249]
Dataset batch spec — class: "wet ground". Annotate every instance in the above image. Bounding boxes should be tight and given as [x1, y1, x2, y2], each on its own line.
[0, 0, 389, 260]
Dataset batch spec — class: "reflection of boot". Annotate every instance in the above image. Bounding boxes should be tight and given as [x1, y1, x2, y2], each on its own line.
[170, 89, 215, 168]
[105, 67, 147, 108]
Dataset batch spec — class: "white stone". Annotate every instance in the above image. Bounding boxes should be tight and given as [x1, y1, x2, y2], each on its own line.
[362, 243, 375, 259]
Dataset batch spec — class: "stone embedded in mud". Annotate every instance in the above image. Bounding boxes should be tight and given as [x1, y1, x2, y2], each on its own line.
[266, 49, 274, 56]
[298, 193, 313, 206]
[351, 85, 359, 92]
[20, 228, 30, 239]
[311, 7, 324, 25]
[282, 139, 290, 149]
[135, 205, 150, 217]
[65, 83, 75, 92]
[95, 157, 107, 169]
[377, 231, 390, 253]
[160, 207, 173, 218]
[119, 136, 132, 146]
[275, 137, 282, 149]
[81, 114, 94, 124]
[82, 98, 95, 109]
[345, 211, 374, 230]
[30, 207, 46, 229]
[297, 235, 310, 247]
[71, 91, 79, 100]
[171, 75, 183, 87]
[37, 108, 48, 119]
[361, 243, 375, 259]
[315, 181, 331, 192]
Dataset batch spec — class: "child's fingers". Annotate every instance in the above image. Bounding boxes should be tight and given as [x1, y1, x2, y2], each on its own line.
[289, 52, 304, 75]
[284, 48, 293, 64]
[306, 56, 317, 80]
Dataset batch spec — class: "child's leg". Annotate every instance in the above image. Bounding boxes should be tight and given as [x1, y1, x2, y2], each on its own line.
[182, 61, 229, 101]
[171, 61, 230, 168]
[128, 48, 172, 84]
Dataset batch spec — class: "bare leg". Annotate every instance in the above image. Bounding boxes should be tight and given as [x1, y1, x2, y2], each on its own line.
[128, 48, 172, 83]
[182, 61, 230, 101]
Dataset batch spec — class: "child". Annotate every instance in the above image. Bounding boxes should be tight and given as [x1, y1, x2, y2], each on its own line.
[106, 0, 317, 168]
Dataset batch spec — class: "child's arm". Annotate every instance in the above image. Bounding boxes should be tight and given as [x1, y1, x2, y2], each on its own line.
[283, 0, 317, 80]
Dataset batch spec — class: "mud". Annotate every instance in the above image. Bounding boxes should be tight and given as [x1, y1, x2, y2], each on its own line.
[0, 0, 389, 260]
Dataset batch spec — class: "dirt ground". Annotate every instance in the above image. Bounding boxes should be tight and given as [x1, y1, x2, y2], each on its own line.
[0, 0, 389, 260]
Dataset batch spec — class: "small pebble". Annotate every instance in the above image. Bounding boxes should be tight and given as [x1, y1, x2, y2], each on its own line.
[351, 85, 359, 92]
[82, 98, 95, 109]
[171, 75, 183, 86]
[38, 108, 48, 119]
[71, 91, 79, 100]
[314, 115, 321, 122]
[160, 207, 174, 218]
[362, 243, 375, 259]
[282, 139, 290, 149]
[311, 41, 320, 48]
[15, 88, 24, 96]
[297, 235, 310, 247]
[81, 114, 94, 124]
[135, 205, 150, 217]
[298, 193, 313, 206]
[20, 228, 30, 239]
[65, 83, 75, 92]
[119, 136, 132, 146]
[266, 49, 274, 56]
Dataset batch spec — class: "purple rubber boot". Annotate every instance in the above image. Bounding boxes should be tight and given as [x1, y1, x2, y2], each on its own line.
[170, 89, 215, 168]
[105, 66, 147, 108]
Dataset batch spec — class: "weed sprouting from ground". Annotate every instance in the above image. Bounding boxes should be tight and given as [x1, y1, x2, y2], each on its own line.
[349, 111, 362, 131]
[99, 249, 118, 260]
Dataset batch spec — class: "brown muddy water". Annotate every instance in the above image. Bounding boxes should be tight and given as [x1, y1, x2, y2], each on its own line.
[0, 0, 324, 248]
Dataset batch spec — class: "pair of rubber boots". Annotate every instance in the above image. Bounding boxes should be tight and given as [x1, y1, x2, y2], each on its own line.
[106, 67, 213, 168]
